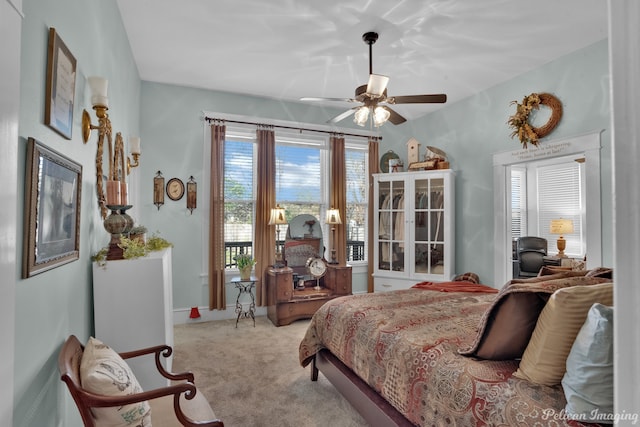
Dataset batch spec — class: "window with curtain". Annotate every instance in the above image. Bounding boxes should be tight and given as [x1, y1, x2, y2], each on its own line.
[221, 124, 369, 268]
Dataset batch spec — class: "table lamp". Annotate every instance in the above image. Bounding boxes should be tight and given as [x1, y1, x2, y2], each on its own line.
[268, 204, 287, 268]
[326, 208, 342, 264]
[550, 219, 574, 258]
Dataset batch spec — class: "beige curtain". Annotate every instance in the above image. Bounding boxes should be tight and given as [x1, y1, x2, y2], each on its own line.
[209, 121, 226, 310]
[255, 126, 276, 306]
[367, 137, 380, 293]
[329, 134, 347, 265]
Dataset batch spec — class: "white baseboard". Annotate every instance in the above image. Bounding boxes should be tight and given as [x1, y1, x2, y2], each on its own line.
[173, 305, 267, 325]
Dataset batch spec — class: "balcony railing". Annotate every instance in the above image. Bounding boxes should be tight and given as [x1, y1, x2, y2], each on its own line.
[225, 240, 365, 268]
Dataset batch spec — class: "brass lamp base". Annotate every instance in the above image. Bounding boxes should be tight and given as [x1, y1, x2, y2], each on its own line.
[556, 236, 567, 258]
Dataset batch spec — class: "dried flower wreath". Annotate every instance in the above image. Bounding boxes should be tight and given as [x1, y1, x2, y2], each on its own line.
[508, 92, 563, 148]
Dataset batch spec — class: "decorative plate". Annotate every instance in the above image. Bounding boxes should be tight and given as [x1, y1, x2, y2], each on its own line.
[380, 150, 400, 173]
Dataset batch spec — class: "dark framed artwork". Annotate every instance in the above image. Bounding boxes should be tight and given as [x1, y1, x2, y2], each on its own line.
[23, 137, 82, 278]
[45, 27, 77, 139]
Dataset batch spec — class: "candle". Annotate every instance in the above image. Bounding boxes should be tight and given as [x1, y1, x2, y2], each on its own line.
[106, 180, 121, 206]
[130, 136, 141, 155]
[120, 182, 128, 205]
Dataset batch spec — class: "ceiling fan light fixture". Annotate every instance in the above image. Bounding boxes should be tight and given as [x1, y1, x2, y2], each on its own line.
[373, 106, 390, 127]
[354, 106, 370, 126]
[366, 74, 389, 97]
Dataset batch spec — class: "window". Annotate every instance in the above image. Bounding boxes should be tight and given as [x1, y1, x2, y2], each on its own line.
[221, 123, 369, 268]
[223, 128, 255, 268]
[510, 155, 585, 258]
[345, 143, 368, 261]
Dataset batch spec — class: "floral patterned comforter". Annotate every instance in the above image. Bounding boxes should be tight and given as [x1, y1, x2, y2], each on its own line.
[299, 287, 595, 427]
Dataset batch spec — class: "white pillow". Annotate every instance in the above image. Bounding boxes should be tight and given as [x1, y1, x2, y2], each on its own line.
[80, 337, 151, 426]
[561, 303, 614, 422]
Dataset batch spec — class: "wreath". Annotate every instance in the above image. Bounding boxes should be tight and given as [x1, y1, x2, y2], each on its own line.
[507, 92, 562, 148]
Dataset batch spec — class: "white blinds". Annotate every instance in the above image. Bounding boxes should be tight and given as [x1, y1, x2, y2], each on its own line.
[536, 162, 584, 256]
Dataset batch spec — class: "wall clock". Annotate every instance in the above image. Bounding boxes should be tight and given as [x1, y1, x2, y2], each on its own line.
[166, 178, 185, 201]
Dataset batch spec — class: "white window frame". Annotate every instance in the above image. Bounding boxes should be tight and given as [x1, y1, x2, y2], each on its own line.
[493, 131, 602, 285]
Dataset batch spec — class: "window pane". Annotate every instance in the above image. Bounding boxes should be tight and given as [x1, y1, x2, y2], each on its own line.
[275, 143, 322, 237]
[224, 139, 254, 268]
[537, 161, 584, 257]
[345, 147, 367, 261]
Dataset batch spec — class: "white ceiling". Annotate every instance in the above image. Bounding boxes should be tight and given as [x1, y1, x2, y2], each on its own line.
[116, 0, 608, 122]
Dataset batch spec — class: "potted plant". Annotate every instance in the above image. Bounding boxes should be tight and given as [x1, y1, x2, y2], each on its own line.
[234, 253, 256, 280]
[129, 224, 148, 244]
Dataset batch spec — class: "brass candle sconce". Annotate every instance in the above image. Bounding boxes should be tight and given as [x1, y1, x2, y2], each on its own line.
[154, 171, 165, 210]
[187, 176, 197, 214]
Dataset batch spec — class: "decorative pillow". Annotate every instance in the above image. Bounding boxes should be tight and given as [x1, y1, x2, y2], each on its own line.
[512, 283, 613, 385]
[80, 337, 151, 426]
[459, 275, 611, 360]
[561, 303, 614, 421]
[452, 272, 479, 284]
[585, 266, 613, 279]
[537, 266, 577, 277]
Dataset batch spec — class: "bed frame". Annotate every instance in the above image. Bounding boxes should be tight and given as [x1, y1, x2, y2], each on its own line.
[311, 349, 413, 427]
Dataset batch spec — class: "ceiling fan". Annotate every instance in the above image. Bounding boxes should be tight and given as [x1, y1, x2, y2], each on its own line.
[301, 31, 447, 127]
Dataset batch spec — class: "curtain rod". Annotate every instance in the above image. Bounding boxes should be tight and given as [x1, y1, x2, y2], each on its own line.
[205, 117, 381, 141]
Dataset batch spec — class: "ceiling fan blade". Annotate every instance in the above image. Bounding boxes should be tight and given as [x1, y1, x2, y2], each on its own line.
[366, 74, 389, 97]
[327, 108, 356, 124]
[300, 97, 358, 103]
[388, 94, 447, 104]
[380, 106, 407, 125]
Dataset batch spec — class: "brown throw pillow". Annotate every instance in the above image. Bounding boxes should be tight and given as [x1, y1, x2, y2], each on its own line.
[459, 275, 611, 360]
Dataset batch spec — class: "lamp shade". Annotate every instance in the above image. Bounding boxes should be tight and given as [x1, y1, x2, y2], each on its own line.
[366, 73, 389, 97]
[268, 204, 287, 225]
[326, 208, 342, 225]
[129, 136, 141, 155]
[550, 219, 574, 235]
[373, 106, 391, 127]
[87, 76, 109, 108]
[353, 106, 369, 126]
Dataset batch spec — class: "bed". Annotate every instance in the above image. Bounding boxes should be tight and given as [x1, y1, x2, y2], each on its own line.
[299, 273, 613, 426]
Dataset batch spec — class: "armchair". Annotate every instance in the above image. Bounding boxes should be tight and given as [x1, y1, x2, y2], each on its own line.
[515, 236, 548, 278]
[59, 335, 223, 427]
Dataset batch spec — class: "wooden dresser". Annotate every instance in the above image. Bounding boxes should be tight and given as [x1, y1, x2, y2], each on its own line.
[266, 264, 352, 326]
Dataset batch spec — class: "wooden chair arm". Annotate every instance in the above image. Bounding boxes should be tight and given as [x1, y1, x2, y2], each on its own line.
[68, 381, 223, 427]
[119, 344, 195, 382]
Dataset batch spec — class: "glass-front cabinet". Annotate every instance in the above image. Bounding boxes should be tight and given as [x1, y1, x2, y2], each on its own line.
[373, 169, 455, 291]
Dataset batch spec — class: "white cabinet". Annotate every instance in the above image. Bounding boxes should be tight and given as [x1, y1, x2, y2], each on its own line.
[373, 170, 455, 291]
[92, 248, 173, 390]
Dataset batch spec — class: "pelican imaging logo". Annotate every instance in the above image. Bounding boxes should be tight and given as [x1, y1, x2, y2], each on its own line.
[542, 408, 639, 425]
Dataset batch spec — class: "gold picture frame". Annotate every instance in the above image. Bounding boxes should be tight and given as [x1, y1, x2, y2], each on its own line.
[45, 28, 77, 140]
[23, 138, 82, 278]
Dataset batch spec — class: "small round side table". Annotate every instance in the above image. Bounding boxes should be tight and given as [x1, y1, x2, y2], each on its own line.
[231, 276, 257, 327]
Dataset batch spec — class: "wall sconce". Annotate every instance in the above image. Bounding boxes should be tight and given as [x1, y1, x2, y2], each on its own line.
[326, 207, 342, 264]
[127, 136, 141, 175]
[550, 218, 574, 258]
[187, 176, 197, 214]
[82, 76, 112, 219]
[154, 171, 165, 210]
[268, 204, 287, 268]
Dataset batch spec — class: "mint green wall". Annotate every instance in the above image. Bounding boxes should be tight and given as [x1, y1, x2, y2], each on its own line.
[137, 82, 376, 307]
[15, 1, 140, 426]
[380, 39, 611, 285]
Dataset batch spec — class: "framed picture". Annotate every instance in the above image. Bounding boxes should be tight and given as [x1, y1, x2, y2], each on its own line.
[23, 137, 82, 278]
[45, 27, 77, 140]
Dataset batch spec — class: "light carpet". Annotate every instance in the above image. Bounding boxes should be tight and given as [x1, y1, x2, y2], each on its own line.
[172, 316, 368, 427]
